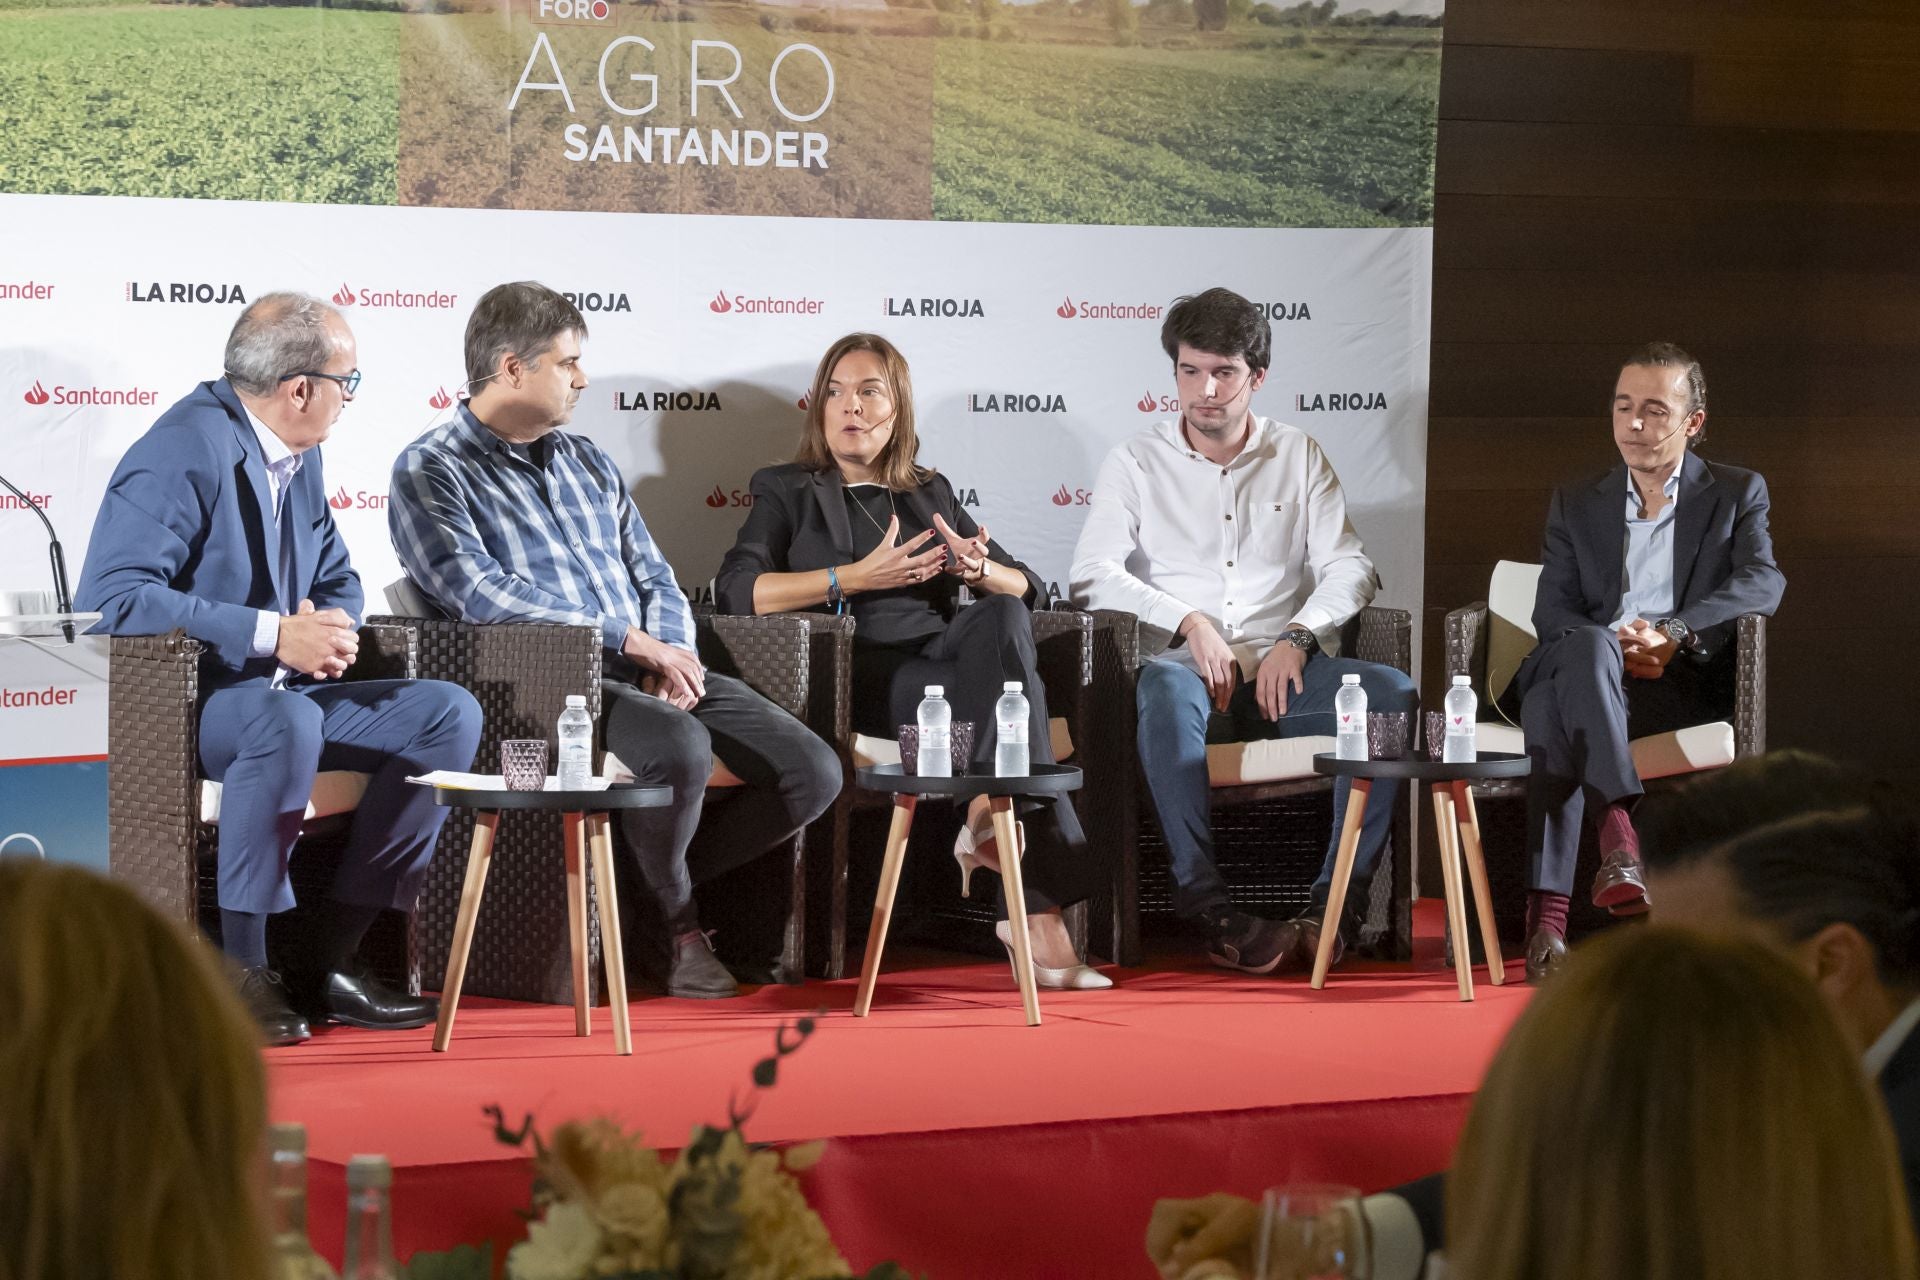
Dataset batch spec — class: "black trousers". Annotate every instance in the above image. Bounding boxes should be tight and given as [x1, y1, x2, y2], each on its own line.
[1511, 625, 1721, 895]
[600, 671, 841, 935]
[853, 595, 1097, 916]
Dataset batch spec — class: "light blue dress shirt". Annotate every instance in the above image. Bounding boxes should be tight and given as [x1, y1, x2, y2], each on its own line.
[1611, 469, 1681, 629]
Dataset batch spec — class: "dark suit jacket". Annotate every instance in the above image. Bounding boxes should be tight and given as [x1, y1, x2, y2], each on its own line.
[1515, 449, 1783, 704]
[75, 378, 361, 689]
[714, 463, 1044, 635]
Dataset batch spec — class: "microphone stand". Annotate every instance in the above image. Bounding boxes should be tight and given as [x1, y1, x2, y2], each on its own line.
[0, 469, 75, 643]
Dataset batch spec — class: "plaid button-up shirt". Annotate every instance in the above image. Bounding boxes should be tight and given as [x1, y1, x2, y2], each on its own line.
[389, 405, 695, 654]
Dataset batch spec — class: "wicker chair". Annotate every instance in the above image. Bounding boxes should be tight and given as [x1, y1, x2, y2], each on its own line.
[1443, 559, 1767, 946]
[371, 596, 829, 1004]
[105, 623, 423, 990]
[1085, 607, 1417, 968]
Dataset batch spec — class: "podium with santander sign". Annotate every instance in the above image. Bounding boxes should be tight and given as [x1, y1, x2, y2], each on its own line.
[0, 602, 109, 870]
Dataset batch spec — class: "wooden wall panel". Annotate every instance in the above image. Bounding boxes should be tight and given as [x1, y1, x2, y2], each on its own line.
[1427, 0, 1920, 781]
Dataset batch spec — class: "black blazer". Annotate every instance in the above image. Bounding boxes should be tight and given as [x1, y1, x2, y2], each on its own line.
[1516, 450, 1784, 699]
[714, 463, 1044, 630]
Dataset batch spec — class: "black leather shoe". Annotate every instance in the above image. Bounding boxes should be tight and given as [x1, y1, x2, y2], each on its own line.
[1199, 908, 1301, 974]
[1296, 914, 1347, 972]
[667, 931, 740, 999]
[236, 966, 310, 1046]
[1591, 849, 1650, 916]
[1525, 929, 1568, 983]
[304, 965, 438, 1030]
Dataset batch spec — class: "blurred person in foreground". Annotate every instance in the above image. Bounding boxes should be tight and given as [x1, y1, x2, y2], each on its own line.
[0, 859, 271, 1280]
[717, 332, 1106, 988]
[76, 291, 482, 1044]
[1148, 924, 1918, 1280]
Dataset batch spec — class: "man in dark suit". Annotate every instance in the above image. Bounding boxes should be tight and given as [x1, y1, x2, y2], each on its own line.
[77, 293, 483, 1045]
[1508, 342, 1784, 980]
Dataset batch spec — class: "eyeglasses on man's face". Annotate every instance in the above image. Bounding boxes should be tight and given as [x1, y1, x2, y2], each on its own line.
[280, 368, 362, 396]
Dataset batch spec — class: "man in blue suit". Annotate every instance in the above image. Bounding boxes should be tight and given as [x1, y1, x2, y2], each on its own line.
[78, 292, 483, 1045]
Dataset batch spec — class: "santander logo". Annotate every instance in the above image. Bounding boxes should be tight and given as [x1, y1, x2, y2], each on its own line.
[429, 387, 454, 410]
[1136, 391, 1156, 412]
[1050, 484, 1073, 507]
[796, 389, 810, 411]
[709, 291, 733, 314]
[23, 381, 48, 406]
[1055, 297, 1076, 319]
[704, 485, 727, 508]
[331, 283, 356, 307]
[329, 488, 354, 510]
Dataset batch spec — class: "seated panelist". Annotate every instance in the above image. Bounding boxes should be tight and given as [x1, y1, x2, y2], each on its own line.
[76, 292, 483, 1047]
[715, 332, 1110, 990]
[388, 282, 840, 1000]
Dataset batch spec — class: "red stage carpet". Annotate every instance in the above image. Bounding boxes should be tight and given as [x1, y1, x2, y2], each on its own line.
[276, 903, 1526, 1279]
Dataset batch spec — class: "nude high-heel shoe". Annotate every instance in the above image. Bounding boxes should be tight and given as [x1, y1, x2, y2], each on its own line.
[995, 920, 1115, 991]
[953, 817, 1023, 898]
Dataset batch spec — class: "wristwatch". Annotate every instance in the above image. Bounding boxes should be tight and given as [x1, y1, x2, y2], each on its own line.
[1277, 625, 1318, 655]
[1654, 616, 1692, 649]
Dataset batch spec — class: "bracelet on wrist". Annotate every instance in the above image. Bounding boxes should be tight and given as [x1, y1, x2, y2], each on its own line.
[826, 565, 845, 613]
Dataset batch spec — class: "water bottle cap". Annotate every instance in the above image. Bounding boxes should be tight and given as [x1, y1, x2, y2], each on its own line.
[346, 1155, 392, 1189]
[269, 1122, 307, 1154]
[1003, 681, 1022, 692]
[925, 685, 944, 697]
[1342, 674, 1361, 685]
[1452, 675, 1471, 686]
[565, 694, 587, 708]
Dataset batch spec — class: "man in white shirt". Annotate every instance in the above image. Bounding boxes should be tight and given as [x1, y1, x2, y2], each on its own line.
[1071, 287, 1415, 974]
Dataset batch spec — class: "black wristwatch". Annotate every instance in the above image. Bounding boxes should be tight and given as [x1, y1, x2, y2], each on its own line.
[1654, 617, 1692, 649]
[1278, 625, 1318, 655]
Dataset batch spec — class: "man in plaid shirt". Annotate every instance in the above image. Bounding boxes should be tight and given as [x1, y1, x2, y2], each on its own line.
[389, 283, 840, 998]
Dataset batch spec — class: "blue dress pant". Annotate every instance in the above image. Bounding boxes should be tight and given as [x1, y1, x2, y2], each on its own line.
[197, 678, 483, 915]
[1135, 652, 1417, 921]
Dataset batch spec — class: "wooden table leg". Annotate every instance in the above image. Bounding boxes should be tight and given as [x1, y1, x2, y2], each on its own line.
[587, 813, 632, 1056]
[1431, 786, 1474, 1002]
[1453, 781, 1505, 987]
[563, 811, 591, 1037]
[1311, 777, 1371, 990]
[991, 796, 1043, 1027]
[433, 811, 498, 1053]
[853, 795, 916, 1018]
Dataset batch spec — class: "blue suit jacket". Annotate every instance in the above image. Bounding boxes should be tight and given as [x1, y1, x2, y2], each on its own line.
[76, 378, 362, 690]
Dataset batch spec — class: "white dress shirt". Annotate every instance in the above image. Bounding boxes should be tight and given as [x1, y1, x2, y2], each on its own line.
[1610, 468, 1680, 629]
[1865, 997, 1920, 1079]
[1070, 415, 1378, 670]
[244, 407, 302, 675]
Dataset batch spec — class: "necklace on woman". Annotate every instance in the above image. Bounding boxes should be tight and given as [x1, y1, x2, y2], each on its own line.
[847, 481, 896, 542]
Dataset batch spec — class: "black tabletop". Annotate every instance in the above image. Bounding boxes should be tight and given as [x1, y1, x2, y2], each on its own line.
[1311, 751, 1531, 782]
[855, 763, 1083, 798]
[432, 782, 674, 811]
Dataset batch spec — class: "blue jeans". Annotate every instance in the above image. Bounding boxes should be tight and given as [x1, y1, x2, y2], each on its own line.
[1135, 653, 1417, 923]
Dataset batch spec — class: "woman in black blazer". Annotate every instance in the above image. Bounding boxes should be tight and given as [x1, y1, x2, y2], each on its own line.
[716, 333, 1108, 989]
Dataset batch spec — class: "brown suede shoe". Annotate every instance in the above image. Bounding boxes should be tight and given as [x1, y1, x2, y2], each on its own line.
[1525, 928, 1568, 983]
[1591, 849, 1650, 916]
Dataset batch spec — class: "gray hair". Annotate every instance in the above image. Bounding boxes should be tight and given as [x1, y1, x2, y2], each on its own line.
[223, 293, 345, 396]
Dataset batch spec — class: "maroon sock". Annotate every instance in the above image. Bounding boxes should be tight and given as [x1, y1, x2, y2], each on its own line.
[1526, 890, 1570, 940]
[1599, 803, 1640, 859]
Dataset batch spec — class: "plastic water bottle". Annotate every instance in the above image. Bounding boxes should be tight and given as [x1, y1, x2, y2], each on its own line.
[1444, 675, 1478, 764]
[916, 685, 952, 777]
[557, 694, 593, 790]
[994, 681, 1030, 777]
[1335, 674, 1368, 761]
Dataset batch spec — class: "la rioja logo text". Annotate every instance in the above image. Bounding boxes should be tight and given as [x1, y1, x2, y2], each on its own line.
[967, 393, 1067, 413]
[126, 282, 247, 305]
[1294, 391, 1388, 412]
[884, 297, 985, 318]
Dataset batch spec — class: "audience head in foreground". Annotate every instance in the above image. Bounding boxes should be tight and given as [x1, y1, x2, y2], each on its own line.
[0, 860, 270, 1280]
[1448, 925, 1917, 1280]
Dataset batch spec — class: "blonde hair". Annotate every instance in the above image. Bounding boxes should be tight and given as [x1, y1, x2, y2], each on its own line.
[0, 860, 272, 1280]
[1449, 926, 1917, 1280]
[794, 332, 935, 491]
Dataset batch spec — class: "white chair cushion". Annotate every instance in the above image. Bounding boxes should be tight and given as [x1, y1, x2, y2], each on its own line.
[198, 771, 370, 825]
[852, 717, 1074, 770]
[1485, 559, 1544, 710]
[600, 750, 744, 789]
[1204, 736, 1337, 786]
[1470, 720, 1735, 781]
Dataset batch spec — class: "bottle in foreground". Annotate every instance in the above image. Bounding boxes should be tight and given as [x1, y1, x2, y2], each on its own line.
[1334, 674, 1368, 762]
[995, 680, 1030, 777]
[1443, 675, 1478, 764]
[917, 684, 952, 778]
[342, 1154, 401, 1280]
[557, 694, 593, 790]
[270, 1122, 340, 1280]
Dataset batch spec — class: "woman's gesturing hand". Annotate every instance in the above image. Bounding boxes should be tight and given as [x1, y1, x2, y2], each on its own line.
[933, 512, 991, 583]
[842, 515, 948, 593]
